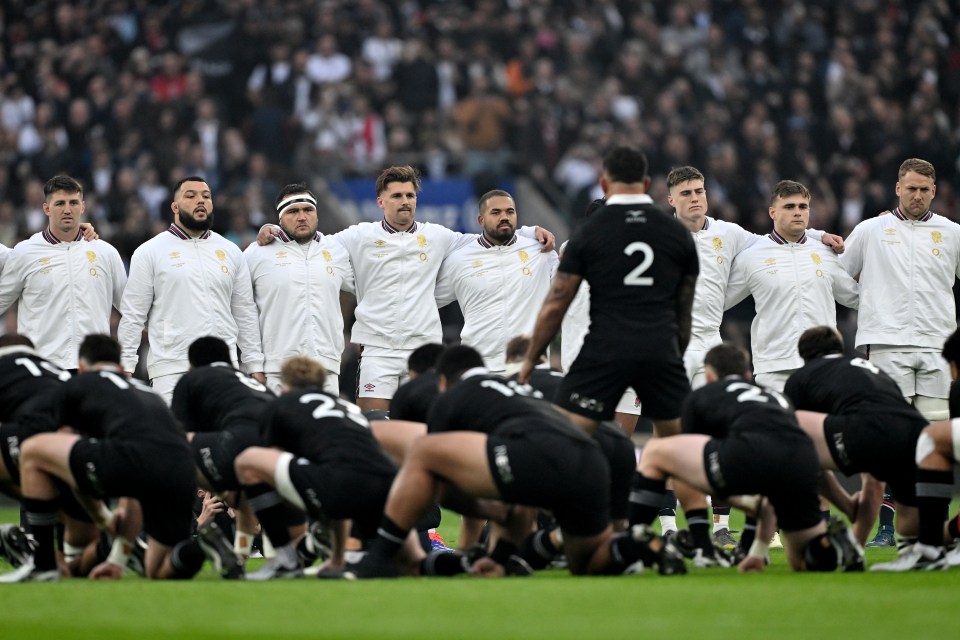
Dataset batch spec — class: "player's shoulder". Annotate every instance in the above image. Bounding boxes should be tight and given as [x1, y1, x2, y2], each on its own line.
[928, 213, 960, 230]
[207, 232, 242, 253]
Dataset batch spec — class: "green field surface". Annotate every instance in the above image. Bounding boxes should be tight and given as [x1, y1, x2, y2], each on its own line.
[1, 507, 957, 639]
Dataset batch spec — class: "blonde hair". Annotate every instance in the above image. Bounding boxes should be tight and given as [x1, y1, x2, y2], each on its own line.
[280, 356, 327, 390]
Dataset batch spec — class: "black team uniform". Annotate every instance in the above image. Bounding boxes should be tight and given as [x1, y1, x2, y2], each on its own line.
[554, 196, 697, 423]
[24, 370, 212, 578]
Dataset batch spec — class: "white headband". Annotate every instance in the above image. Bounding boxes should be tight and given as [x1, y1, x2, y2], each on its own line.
[277, 194, 318, 218]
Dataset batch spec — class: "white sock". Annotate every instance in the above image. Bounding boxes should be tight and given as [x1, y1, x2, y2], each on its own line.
[714, 515, 730, 531]
[659, 515, 677, 534]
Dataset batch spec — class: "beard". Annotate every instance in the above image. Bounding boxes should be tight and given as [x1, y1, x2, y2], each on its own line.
[179, 209, 214, 233]
[486, 223, 515, 243]
[282, 221, 318, 242]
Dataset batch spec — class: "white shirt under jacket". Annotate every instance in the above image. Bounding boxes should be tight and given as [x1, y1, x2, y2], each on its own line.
[725, 230, 859, 374]
[118, 224, 264, 378]
[840, 207, 960, 352]
[244, 229, 355, 374]
[0, 228, 126, 369]
[436, 233, 559, 372]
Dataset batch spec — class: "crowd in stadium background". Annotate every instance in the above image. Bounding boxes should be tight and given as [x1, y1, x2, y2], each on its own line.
[1, 0, 959, 373]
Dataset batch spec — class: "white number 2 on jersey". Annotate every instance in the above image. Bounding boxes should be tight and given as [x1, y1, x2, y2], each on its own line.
[623, 242, 654, 286]
[850, 358, 880, 375]
[726, 382, 790, 409]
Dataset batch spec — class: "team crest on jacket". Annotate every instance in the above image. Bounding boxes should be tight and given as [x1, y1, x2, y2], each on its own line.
[215, 249, 229, 273]
[713, 238, 723, 251]
[86, 250, 98, 276]
[169, 252, 180, 259]
[810, 253, 821, 265]
[932, 231, 942, 244]
[416, 234, 427, 248]
[322, 250, 332, 262]
[518, 250, 529, 263]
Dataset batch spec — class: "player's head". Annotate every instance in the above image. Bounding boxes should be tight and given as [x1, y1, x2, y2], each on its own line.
[667, 166, 708, 227]
[768, 180, 810, 239]
[0, 334, 35, 349]
[188, 336, 232, 368]
[376, 165, 420, 230]
[171, 175, 213, 233]
[600, 146, 650, 194]
[42, 175, 85, 236]
[703, 343, 751, 382]
[942, 329, 960, 379]
[78, 334, 121, 370]
[280, 356, 327, 393]
[436, 345, 485, 389]
[477, 189, 517, 244]
[275, 183, 319, 242]
[797, 326, 844, 362]
[407, 343, 444, 378]
[504, 335, 540, 376]
[896, 158, 936, 219]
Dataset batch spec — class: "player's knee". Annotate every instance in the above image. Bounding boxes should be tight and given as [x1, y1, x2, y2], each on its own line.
[232, 451, 260, 486]
[913, 395, 949, 422]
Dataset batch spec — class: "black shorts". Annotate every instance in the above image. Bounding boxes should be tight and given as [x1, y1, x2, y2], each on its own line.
[703, 428, 822, 532]
[822, 412, 924, 506]
[69, 438, 196, 546]
[555, 355, 689, 421]
[0, 421, 24, 484]
[487, 419, 610, 537]
[191, 423, 259, 491]
[593, 422, 636, 521]
[287, 459, 395, 540]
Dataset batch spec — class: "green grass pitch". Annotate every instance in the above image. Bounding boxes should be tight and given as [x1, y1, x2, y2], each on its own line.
[1, 506, 958, 639]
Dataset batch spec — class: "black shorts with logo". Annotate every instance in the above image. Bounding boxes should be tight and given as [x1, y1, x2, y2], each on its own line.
[556, 355, 689, 421]
[822, 412, 925, 506]
[702, 427, 822, 532]
[287, 459, 395, 540]
[486, 418, 610, 537]
[69, 438, 195, 546]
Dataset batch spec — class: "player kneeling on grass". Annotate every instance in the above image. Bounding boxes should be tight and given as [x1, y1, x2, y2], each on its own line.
[233, 356, 399, 578]
[348, 345, 686, 579]
[0, 335, 240, 582]
[630, 343, 864, 573]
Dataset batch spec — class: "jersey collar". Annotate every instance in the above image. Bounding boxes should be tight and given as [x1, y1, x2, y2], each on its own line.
[605, 194, 654, 206]
[767, 228, 807, 245]
[890, 206, 933, 222]
[41, 227, 83, 244]
[167, 223, 211, 240]
[381, 218, 418, 234]
[477, 234, 518, 248]
[460, 366, 490, 380]
[277, 227, 322, 243]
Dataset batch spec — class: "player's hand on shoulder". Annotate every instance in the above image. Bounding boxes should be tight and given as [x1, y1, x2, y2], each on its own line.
[256, 224, 281, 246]
[821, 232, 845, 254]
[535, 226, 556, 252]
[79, 222, 99, 241]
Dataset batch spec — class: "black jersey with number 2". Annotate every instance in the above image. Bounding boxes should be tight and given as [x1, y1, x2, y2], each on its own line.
[682, 376, 801, 438]
[559, 198, 698, 357]
[171, 363, 275, 433]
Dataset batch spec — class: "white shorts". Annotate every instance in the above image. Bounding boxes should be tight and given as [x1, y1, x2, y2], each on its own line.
[683, 349, 708, 390]
[868, 350, 950, 399]
[753, 370, 793, 393]
[267, 372, 339, 396]
[356, 346, 411, 399]
[150, 372, 186, 405]
[615, 387, 642, 416]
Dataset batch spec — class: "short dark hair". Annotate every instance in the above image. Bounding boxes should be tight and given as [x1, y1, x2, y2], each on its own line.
[898, 158, 935, 182]
[275, 183, 316, 208]
[478, 189, 513, 213]
[769, 180, 810, 206]
[407, 343, 444, 375]
[436, 345, 485, 384]
[79, 334, 121, 366]
[602, 146, 648, 185]
[704, 343, 750, 378]
[44, 175, 83, 200]
[797, 326, 844, 362]
[188, 336, 232, 368]
[504, 335, 531, 363]
[375, 165, 421, 195]
[0, 334, 35, 349]
[281, 356, 327, 390]
[666, 166, 705, 190]
[943, 330, 960, 365]
[173, 176, 210, 198]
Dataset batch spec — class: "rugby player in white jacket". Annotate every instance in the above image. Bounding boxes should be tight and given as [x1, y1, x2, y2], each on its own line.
[839, 158, 960, 421]
[257, 165, 555, 412]
[244, 184, 355, 396]
[435, 190, 558, 373]
[724, 180, 859, 392]
[0, 175, 125, 370]
[118, 176, 264, 403]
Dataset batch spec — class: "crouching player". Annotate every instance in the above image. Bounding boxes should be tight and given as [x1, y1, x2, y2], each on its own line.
[630, 343, 863, 573]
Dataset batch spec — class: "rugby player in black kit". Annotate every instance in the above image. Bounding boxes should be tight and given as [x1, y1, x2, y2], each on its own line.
[0, 335, 239, 582]
[631, 343, 864, 573]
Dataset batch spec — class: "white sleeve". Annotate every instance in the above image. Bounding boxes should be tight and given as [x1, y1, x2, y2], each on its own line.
[117, 248, 155, 373]
[723, 255, 751, 310]
[339, 252, 356, 296]
[434, 258, 457, 308]
[0, 250, 24, 316]
[830, 255, 860, 309]
[231, 255, 264, 373]
[839, 223, 865, 277]
[108, 246, 127, 311]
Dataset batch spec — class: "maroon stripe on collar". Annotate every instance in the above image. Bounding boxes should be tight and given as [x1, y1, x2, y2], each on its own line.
[167, 224, 211, 240]
[477, 234, 518, 248]
[41, 227, 83, 244]
[890, 207, 933, 222]
[767, 228, 806, 245]
[276, 228, 322, 243]
[381, 219, 417, 234]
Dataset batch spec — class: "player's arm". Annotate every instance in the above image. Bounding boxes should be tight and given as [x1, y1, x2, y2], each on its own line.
[838, 223, 863, 278]
[117, 249, 156, 374]
[108, 247, 127, 312]
[675, 273, 696, 354]
[0, 250, 25, 316]
[723, 255, 751, 310]
[230, 256, 265, 379]
[829, 254, 860, 309]
[518, 270, 582, 384]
